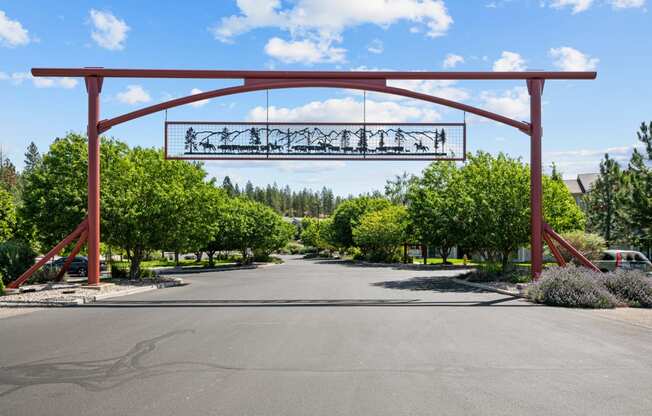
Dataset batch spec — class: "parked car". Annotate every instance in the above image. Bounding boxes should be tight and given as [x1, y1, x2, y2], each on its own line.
[594, 250, 652, 275]
[44, 256, 107, 276]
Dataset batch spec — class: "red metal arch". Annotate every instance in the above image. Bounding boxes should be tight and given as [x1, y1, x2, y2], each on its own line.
[98, 80, 530, 134]
[6, 68, 597, 289]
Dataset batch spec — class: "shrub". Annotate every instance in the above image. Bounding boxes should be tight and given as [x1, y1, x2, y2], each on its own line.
[0, 277, 4, 295]
[0, 240, 36, 285]
[528, 265, 617, 308]
[601, 270, 652, 308]
[111, 263, 129, 279]
[353, 205, 408, 263]
[28, 266, 60, 284]
[557, 231, 606, 263]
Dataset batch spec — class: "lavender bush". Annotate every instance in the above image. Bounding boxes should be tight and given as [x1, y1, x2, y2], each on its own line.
[601, 269, 652, 308]
[528, 265, 617, 309]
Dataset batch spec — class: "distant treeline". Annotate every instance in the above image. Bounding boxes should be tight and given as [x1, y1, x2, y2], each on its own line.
[221, 176, 349, 217]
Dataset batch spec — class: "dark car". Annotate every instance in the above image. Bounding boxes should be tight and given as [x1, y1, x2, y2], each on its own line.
[44, 256, 107, 276]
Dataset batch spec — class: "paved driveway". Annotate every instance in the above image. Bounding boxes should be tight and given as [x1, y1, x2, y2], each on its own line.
[1, 256, 652, 415]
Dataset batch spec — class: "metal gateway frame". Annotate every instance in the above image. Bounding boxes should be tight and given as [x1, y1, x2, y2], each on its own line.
[8, 68, 597, 288]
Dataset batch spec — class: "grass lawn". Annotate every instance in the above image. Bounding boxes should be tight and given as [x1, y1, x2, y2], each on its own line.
[411, 258, 477, 266]
[111, 258, 234, 269]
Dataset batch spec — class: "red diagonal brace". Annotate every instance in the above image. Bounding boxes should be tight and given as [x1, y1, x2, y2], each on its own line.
[55, 229, 88, 281]
[543, 231, 566, 267]
[8, 219, 89, 289]
[543, 223, 600, 272]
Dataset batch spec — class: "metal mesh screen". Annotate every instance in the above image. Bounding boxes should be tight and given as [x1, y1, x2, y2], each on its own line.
[165, 122, 465, 160]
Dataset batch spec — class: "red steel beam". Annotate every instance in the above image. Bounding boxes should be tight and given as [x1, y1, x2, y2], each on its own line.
[55, 230, 88, 281]
[543, 231, 567, 267]
[543, 223, 601, 272]
[8, 219, 88, 289]
[86, 76, 102, 286]
[98, 80, 530, 133]
[31, 68, 597, 80]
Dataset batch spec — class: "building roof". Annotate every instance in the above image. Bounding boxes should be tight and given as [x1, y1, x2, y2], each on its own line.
[563, 179, 583, 195]
[577, 173, 599, 193]
[563, 173, 599, 195]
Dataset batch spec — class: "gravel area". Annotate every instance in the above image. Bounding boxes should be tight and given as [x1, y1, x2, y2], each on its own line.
[1, 277, 184, 306]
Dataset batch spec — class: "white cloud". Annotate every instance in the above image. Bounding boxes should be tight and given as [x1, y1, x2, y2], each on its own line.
[389, 79, 470, 101]
[264, 37, 346, 64]
[546, 0, 645, 13]
[116, 85, 151, 105]
[493, 51, 526, 71]
[442, 53, 464, 69]
[549, 0, 595, 13]
[2, 71, 78, 88]
[211, 0, 453, 63]
[89, 9, 129, 50]
[367, 39, 383, 54]
[479, 87, 530, 119]
[549, 46, 598, 70]
[248, 96, 441, 123]
[610, 0, 646, 8]
[189, 88, 210, 108]
[0, 10, 30, 47]
[545, 143, 643, 177]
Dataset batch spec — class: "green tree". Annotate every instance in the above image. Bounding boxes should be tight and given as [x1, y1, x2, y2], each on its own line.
[23, 142, 42, 173]
[457, 152, 530, 270]
[543, 174, 585, 233]
[330, 196, 391, 250]
[0, 188, 16, 242]
[0, 149, 18, 191]
[583, 153, 624, 245]
[19, 133, 128, 250]
[353, 205, 408, 262]
[385, 172, 416, 206]
[407, 162, 464, 264]
[623, 121, 652, 253]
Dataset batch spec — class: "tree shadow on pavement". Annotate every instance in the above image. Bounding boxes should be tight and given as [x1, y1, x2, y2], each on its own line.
[372, 277, 486, 293]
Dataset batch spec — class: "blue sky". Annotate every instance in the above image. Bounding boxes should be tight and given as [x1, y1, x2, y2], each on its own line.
[1, 0, 650, 195]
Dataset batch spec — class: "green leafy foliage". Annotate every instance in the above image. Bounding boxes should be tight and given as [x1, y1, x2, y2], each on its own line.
[0, 240, 36, 285]
[407, 161, 463, 263]
[583, 154, 625, 245]
[558, 231, 607, 262]
[623, 122, 652, 251]
[353, 205, 408, 262]
[0, 188, 16, 242]
[330, 197, 391, 249]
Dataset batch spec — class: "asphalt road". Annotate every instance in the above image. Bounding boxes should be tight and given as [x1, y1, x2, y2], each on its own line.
[2, 256, 652, 415]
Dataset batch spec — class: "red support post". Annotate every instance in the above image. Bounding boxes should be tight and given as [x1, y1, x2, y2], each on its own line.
[528, 79, 544, 281]
[85, 76, 103, 285]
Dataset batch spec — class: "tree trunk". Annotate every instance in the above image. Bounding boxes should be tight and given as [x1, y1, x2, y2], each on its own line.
[440, 246, 452, 265]
[207, 251, 216, 267]
[194, 251, 203, 263]
[501, 250, 511, 272]
[174, 251, 180, 266]
[130, 249, 142, 279]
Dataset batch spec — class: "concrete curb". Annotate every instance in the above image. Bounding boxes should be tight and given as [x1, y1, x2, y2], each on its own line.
[451, 278, 526, 298]
[157, 265, 258, 275]
[341, 260, 476, 271]
[0, 299, 83, 307]
[92, 285, 158, 301]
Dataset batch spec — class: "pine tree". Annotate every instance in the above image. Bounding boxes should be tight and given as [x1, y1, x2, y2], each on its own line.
[623, 121, 652, 253]
[24, 142, 42, 172]
[584, 153, 624, 246]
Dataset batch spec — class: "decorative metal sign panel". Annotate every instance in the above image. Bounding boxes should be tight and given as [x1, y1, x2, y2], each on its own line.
[165, 122, 465, 160]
